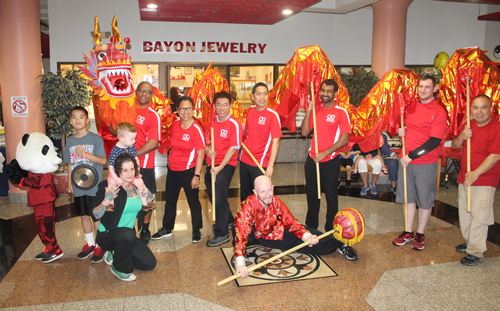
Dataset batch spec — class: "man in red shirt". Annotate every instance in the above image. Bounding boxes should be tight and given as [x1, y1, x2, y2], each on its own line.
[234, 176, 358, 278]
[301, 79, 350, 233]
[205, 91, 243, 247]
[452, 95, 500, 266]
[240, 82, 282, 202]
[134, 81, 161, 244]
[393, 74, 447, 250]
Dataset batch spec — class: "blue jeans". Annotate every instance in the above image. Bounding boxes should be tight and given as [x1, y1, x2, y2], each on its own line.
[384, 158, 399, 183]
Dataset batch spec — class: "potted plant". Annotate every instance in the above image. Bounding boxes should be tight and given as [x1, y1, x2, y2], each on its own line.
[40, 69, 92, 154]
[340, 66, 380, 107]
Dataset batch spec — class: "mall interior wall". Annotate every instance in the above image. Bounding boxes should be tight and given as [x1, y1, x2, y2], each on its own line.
[48, 0, 498, 73]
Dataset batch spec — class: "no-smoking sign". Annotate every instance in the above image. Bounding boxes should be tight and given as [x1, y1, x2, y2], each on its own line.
[11, 96, 29, 117]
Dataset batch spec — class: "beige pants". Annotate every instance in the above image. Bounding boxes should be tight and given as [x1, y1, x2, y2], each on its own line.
[458, 183, 495, 258]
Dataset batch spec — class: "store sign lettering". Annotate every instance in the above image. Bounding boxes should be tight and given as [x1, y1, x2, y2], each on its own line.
[143, 41, 267, 54]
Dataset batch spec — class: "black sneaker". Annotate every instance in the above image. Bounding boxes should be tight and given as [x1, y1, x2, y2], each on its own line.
[206, 234, 230, 247]
[42, 252, 64, 263]
[140, 230, 151, 245]
[460, 254, 484, 266]
[456, 243, 467, 253]
[77, 244, 95, 259]
[151, 227, 172, 240]
[35, 252, 46, 261]
[90, 246, 106, 263]
[345, 179, 351, 189]
[338, 245, 359, 261]
[192, 230, 201, 243]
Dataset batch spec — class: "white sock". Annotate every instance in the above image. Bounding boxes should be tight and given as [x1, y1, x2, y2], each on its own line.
[85, 232, 95, 246]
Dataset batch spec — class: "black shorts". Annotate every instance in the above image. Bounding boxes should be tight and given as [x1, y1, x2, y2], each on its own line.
[74, 195, 95, 217]
[141, 168, 157, 194]
[340, 158, 353, 167]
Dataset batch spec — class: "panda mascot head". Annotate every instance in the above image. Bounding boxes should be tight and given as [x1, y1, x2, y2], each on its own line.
[17, 132, 62, 174]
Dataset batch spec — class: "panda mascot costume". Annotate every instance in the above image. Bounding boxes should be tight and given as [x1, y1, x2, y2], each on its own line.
[6, 132, 64, 263]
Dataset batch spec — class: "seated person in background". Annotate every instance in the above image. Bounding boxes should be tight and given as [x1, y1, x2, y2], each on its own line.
[352, 143, 385, 196]
[338, 149, 360, 189]
[233, 175, 358, 279]
[381, 131, 400, 194]
[92, 153, 156, 282]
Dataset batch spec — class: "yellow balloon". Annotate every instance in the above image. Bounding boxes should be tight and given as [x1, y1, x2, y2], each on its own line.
[434, 51, 450, 73]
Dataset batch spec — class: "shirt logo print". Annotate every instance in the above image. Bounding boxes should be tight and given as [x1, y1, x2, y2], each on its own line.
[326, 114, 336, 123]
[182, 133, 190, 142]
[258, 116, 266, 125]
[136, 115, 145, 125]
[220, 129, 228, 138]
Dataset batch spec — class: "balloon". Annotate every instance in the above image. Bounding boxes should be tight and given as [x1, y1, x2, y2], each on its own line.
[434, 51, 450, 73]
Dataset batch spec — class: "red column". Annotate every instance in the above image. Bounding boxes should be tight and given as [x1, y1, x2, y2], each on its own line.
[371, 0, 413, 78]
[0, 0, 46, 196]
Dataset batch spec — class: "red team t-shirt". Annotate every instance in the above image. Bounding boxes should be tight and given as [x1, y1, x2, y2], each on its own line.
[135, 106, 161, 169]
[457, 118, 500, 187]
[240, 106, 282, 168]
[308, 104, 351, 162]
[402, 99, 447, 165]
[205, 116, 243, 168]
[168, 119, 205, 171]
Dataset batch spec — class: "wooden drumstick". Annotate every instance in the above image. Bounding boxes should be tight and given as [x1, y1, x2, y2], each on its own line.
[217, 229, 337, 286]
[241, 142, 266, 175]
[466, 77, 471, 213]
[401, 114, 408, 232]
[211, 127, 216, 221]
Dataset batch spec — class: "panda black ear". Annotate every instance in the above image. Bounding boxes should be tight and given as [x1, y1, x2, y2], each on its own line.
[42, 145, 49, 156]
[22, 134, 29, 146]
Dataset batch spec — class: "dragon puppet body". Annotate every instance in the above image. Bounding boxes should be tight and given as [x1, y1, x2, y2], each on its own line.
[78, 16, 173, 155]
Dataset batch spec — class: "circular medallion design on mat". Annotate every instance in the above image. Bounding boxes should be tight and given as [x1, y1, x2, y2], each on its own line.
[232, 246, 321, 281]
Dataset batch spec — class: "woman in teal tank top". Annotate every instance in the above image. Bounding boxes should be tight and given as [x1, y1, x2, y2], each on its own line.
[92, 153, 156, 282]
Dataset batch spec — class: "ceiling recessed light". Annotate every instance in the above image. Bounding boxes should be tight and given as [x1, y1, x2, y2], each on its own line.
[147, 4, 158, 9]
[282, 9, 292, 15]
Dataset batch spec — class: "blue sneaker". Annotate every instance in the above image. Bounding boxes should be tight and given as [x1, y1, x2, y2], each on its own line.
[360, 186, 369, 196]
[371, 185, 378, 195]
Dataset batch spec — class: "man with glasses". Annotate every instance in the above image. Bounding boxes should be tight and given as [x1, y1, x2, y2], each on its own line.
[134, 81, 161, 244]
[204, 91, 243, 246]
[301, 79, 351, 237]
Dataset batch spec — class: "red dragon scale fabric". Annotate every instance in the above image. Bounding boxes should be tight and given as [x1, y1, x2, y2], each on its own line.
[187, 63, 245, 143]
[78, 16, 173, 156]
[438, 47, 500, 141]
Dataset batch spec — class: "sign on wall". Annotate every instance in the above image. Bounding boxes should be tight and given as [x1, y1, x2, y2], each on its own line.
[11, 96, 29, 117]
[143, 41, 267, 54]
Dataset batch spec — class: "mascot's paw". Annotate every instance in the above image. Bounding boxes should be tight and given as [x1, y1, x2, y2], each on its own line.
[6, 159, 29, 185]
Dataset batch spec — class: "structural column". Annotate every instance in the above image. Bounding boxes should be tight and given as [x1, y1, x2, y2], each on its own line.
[371, 0, 413, 78]
[0, 0, 46, 198]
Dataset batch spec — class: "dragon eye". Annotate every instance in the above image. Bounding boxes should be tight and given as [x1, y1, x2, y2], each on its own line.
[98, 52, 107, 61]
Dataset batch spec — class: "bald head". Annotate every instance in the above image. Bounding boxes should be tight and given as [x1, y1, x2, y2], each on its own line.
[253, 176, 274, 207]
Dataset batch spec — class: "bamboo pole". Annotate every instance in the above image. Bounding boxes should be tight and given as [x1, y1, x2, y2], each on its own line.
[310, 83, 321, 199]
[211, 127, 216, 221]
[241, 142, 266, 174]
[401, 115, 408, 232]
[217, 229, 337, 286]
[466, 77, 471, 213]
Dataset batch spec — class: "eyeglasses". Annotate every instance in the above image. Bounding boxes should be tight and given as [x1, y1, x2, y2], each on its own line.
[137, 88, 153, 95]
[178, 107, 193, 112]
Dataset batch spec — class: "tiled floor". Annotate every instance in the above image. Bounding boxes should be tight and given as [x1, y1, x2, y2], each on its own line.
[1, 162, 499, 310]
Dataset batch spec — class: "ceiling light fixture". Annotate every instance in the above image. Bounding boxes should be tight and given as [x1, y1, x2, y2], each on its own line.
[147, 4, 158, 9]
[282, 9, 292, 15]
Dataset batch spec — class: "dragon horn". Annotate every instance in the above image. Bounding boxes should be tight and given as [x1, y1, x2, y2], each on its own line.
[111, 15, 122, 42]
[93, 16, 101, 45]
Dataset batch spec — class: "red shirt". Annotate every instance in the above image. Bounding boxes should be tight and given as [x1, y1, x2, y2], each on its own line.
[308, 104, 351, 162]
[234, 194, 309, 258]
[457, 118, 500, 187]
[135, 106, 161, 169]
[403, 99, 447, 165]
[240, 106, 282, 167]
[205, 116, 243, 167]
[168, 118, 205, 171]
